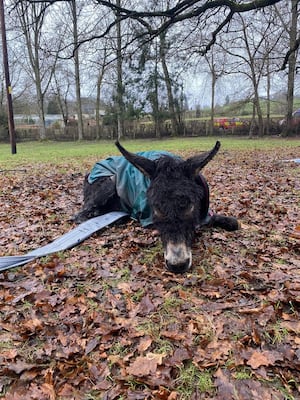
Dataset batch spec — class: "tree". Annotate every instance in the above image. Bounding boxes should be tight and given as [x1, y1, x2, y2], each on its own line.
[280, 0, 299, 135]
[51, 64, 72, 127]
[93, 0, 284, 51]
[137, 37, 166, 138]
[95, 47, 108, 139]
[159, 31, 184, 136]
[147, 39, 165, 138]
[69, 0, 84, 140]
[216, 9, 284, 137]
[203, 50, 227, 135]
[115, 0, 125, 140]
[239, 14, 268, 137]
[13, 1, 60, 139]
[47, 97, 60, 114]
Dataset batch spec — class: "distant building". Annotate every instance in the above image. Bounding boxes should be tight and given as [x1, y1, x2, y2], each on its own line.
[14, 114, 64, 128]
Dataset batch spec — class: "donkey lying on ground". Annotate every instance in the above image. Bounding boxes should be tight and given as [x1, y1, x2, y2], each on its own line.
[73, 141, 239, 274]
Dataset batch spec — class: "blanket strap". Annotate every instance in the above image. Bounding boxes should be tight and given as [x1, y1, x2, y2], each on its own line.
[0, 211, 128, 272]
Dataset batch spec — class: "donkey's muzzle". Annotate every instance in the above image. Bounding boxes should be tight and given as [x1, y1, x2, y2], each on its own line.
[166, 259, 191, 274]
[164, 242, 192, 274]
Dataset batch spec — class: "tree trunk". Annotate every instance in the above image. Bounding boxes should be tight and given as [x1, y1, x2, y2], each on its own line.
[266, 57, 271, 135]
[254, 86, 264, 136]
[95, 75, 102, 140]
[35, 68, 46, 140]
[116, 0, 124, 140]
[159, 32, 182, 136]
[153, 69, 161, 138]
[95, 49, 107, 140]
[54, 73, 69, 128]
[248, 101, 256, 138]
[283, 0, 298, 136]
[71, 0, 84, 140]
[210, 70, 217, 136]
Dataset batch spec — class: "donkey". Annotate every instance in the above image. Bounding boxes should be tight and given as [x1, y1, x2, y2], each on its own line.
[73, 141, 239, 274]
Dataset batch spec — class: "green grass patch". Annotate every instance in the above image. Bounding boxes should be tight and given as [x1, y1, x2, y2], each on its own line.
[1, 137, 299, 169]
[233, 366, 253, 380]
[175, 362, 215, 398]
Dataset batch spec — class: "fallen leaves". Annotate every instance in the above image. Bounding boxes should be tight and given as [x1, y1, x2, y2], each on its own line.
[246, 350, 284, 369]
[290, 224, 300, 240]
[127, 352, 165, 377]
[0, 146, 300, 399]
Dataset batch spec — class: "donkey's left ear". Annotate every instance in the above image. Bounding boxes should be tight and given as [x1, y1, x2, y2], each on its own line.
[185, 141, 221, 176]
[115, 141, 156, 178]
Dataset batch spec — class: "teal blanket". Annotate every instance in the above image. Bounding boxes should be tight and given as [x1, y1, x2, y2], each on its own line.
[88, 151, 177, 226]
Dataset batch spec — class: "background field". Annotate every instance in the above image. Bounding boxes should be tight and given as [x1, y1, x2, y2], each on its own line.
[1, 137, 300, 169]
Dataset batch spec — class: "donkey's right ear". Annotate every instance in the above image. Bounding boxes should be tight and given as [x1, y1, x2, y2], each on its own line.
[185, 141, 221, 176]
[115, 141, 156, 178]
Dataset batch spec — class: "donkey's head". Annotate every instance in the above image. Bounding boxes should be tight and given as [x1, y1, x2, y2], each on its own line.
[115, 141, 220, 274]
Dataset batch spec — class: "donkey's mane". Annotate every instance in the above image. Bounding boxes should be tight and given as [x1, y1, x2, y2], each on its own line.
[154, 155, 184, 178]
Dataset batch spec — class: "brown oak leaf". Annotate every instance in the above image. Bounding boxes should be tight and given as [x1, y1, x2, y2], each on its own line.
[246, 350, 283, 369]
[127, 353, 164, 377]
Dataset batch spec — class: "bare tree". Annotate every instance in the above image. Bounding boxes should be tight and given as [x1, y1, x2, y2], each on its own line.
[69, 0, 84, 140]
[278, 0, 299, 135]
[92, 0, 284, 49]
[159, 30, 184, 136]
[52, 64, 72, 128]
[25, 0, 288, 63]
[13, 1, 60, 139]
[202, 50, 227, 135]
[94, 46, 110, 139]
[151, 43, 163, 138]
[95, 54, 106, 139]
[115, 0, 124, 140]
[216, 9, 283, 137]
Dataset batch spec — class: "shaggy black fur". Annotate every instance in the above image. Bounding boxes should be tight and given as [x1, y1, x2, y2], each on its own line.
[73, 141, 239, 274]
[74, 175, 121, 222]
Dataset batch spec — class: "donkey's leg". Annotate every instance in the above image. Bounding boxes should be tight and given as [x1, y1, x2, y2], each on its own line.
[72, 176, 118, 223]
[208, 214, 240, 231]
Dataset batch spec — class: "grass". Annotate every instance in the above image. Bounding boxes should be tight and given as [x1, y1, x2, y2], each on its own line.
[141, 242, 163, 265]
[162, 295, 184, 311]
[176, 362, 215, 398]
[108, 342, 130, 357]
[234, 367, 253, 380]
[1, 137, 300, 169]
[264, 321, 289, 345]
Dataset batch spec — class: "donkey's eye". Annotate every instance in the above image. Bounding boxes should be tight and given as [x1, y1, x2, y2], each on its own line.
[153, 207, 165, 218]
[184, 204, 195, 216]
[188, 204, 195, 213]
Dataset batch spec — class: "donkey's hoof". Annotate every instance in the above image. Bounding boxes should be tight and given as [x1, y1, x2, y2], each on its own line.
[70, 212, 89, 224]
[211, 215, 240, 231]
[223, 216, 240, 231]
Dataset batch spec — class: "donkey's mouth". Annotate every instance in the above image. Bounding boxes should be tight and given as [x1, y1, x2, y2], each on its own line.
[164, 242, 192, 274]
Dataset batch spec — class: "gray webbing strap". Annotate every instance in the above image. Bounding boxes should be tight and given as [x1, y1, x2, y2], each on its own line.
[0, 211, 128, 272]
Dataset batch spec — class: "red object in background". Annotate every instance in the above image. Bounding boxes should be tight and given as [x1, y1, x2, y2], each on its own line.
[213, 117, 245, 130]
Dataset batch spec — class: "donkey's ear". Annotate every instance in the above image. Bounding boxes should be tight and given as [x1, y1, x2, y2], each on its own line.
[185, 141, 221, 176]
[115, 141, 156, 178]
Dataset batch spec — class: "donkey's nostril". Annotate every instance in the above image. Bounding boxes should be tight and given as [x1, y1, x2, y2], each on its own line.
[166, 259, 191, 274]
[164, 242, 192, 274]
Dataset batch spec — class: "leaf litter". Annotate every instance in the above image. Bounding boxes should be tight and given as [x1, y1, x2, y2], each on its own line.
[0, 146, 299, 399]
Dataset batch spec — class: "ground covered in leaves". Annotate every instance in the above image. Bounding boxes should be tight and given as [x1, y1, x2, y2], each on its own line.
[0, 144, 299, 400]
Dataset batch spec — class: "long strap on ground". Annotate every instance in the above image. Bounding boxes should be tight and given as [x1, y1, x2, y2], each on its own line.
[0, 211, 128, 272]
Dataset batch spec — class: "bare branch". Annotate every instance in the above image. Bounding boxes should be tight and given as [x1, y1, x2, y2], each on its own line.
[280, 34, 300, 70]
[24, 0, 285, 60]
